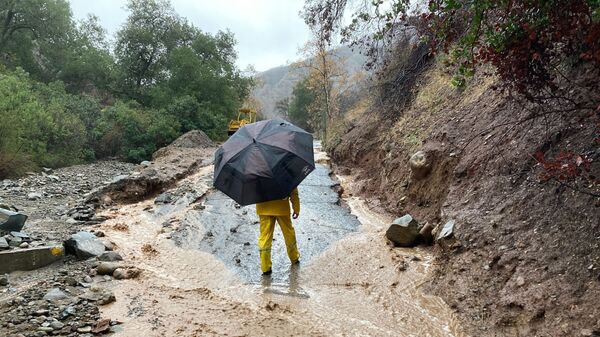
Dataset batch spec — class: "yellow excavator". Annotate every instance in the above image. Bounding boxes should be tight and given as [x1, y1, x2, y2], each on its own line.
[227, 108, 257, 135]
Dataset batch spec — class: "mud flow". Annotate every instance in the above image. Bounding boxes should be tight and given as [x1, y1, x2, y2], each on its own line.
[98, 143, 465, 336]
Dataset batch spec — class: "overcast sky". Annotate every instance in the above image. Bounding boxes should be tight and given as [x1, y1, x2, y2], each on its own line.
[68, 0, 311, 72]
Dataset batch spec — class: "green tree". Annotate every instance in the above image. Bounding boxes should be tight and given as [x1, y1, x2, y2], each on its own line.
[288, 78, 315, 132]
[114, 0, 190, 100]
[0, 0, 74, 81]
[60, 15, 115, 94]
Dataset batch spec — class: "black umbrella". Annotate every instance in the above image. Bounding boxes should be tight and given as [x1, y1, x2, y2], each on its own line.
[213, 119, 315, 206]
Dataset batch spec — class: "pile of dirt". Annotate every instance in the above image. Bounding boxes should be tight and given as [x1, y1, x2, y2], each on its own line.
[329, 62, 600, 336]
[86, 130, 217, 206]
[152, 129, 215, 160]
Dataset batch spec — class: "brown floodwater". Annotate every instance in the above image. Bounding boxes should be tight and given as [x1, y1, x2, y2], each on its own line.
[98, 146, 466, 337]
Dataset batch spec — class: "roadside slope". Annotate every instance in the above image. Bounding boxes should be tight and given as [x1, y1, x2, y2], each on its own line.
[329, 62, 600, 336]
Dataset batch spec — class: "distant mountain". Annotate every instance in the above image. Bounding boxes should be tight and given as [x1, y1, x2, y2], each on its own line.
[253, 46, 367, 119]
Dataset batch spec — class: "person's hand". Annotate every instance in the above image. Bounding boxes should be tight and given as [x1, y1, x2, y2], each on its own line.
[292, 212, 299, 219]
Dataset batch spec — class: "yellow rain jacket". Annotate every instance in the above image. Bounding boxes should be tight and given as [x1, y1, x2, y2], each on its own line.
[255, 188, 300, 216]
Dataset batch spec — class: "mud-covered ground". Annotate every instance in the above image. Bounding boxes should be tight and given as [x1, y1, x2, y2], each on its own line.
[1, 136, 466, 337]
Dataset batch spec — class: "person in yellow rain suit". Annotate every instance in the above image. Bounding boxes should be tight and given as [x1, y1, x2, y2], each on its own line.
[256, 188, 300, 275]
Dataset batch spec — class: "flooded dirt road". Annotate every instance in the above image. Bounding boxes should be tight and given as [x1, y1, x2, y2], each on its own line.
[98, 144, 465, 336]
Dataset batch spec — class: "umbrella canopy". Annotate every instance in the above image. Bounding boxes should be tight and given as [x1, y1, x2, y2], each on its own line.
[213, 119, 315, 206]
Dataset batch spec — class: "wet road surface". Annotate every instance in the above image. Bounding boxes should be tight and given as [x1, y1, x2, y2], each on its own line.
[172, 162, 360, 284]
[98, 144, 466, 336]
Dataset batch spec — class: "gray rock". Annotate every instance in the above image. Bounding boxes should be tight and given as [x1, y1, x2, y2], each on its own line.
[98, 251, 123, 262]
[8, 236, 22, 247]
[437, 220, 455, 240]
[409, 151, 431, 180]
[111, 175, 129, 183]
[101, 240, 114, 251]
[80, 287, 115, 305]
[43, 288, 67, 302]
[64, 232, 105, 259]
[50, 321, 64, 330]
[60, 306, 76, 319]
[19, 242, 29, 248]
[113, 267, 141, 280]
[140, 161, 152, 167]
[154, 192, 173, 204]
[64, 277, 78, 286]
[77, 326, 93, 333]
[385, 214, 421, 247]
[10, 231, 31, 241]
[0, 274, 8, 286]
[46, 175, 60, 182]
[65, 218, 80, 225]
[96, 262, 120, 275]
[27, 192, 42, 201]
[0, 237, 8, 250]
[42, 167, 52, 173]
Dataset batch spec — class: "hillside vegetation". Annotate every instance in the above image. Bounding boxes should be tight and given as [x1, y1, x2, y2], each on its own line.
[0, 0, 251, 178]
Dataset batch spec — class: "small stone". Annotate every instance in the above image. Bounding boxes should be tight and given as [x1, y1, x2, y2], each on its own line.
[77, 326, 93, 333]
[64, 277, 78, 287]
[0, 274, 8, 286]
[50, 321, 64, 330]
[101, 240, 114, 251]
[409, 151, 431, 180]
[19, 242, 29, 248]
[516, 276, 525, 287]
[0, 237, 9, 250]
[97, 262, 121, 275]
[98, 251, 123, 262]
[27, 192, 42, 201]
[8, 236, 22, 246]
[43, 288, 67, 302]
[80, 287, 116, 305]
[83, 275, 93, 283]
[37, 326, 54, 332]
[437, 220, 455, 241]
[92, 318, 111, 334]
[580, 328, 593, 336]
[60, 306, 76, 319]
[154, 192, 173, 204]
[113, 267, 141, 280]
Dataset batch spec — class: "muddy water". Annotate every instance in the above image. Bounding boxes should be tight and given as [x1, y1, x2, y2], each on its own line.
[98, 145, 465, 337]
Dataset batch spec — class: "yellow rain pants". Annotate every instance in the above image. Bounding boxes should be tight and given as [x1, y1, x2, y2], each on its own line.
[256, 188, 300, 273]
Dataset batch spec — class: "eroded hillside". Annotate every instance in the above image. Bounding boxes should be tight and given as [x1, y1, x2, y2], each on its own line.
[328, 60, 600, 336]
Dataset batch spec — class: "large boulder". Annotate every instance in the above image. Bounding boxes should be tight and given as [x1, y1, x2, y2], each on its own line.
[386, 214, 421, 247]
[409, 151, 431, 180]
[64, 232, 105, 259]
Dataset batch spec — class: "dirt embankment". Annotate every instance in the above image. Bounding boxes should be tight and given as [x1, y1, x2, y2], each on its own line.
[85, 130, 216, 206]
[329, 62, 600, 336]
